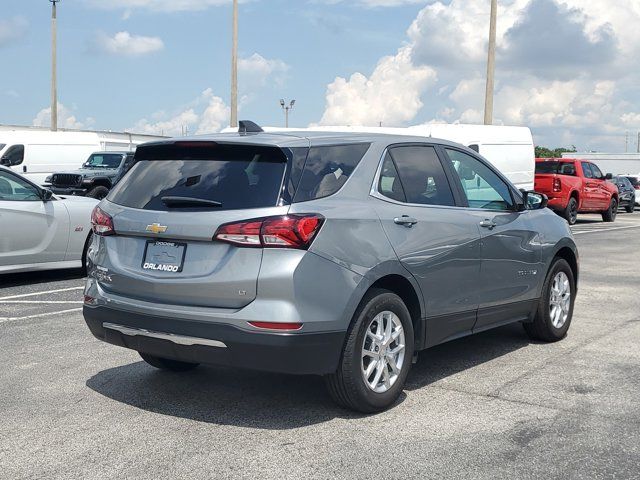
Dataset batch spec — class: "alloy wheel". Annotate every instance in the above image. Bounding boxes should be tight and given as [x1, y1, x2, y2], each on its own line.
[549, 271, 571, 329]
[361, 311, 406, 393]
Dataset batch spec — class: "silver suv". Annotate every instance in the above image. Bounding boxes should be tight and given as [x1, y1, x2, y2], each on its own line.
[83, 127, 578, 412]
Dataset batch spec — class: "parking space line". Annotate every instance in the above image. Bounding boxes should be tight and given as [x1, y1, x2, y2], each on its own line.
[0, 308, 83, 324]
[0, 286, 84, 301]
[573, 225, 640, 235]
[0, 300, 83, 304]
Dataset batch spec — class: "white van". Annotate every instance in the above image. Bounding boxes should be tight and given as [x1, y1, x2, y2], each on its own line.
[0, 127, 164, 185]
[261, 123, 535, 191]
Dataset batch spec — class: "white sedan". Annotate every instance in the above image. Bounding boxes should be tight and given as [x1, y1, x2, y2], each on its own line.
[0, 166, 98, 274]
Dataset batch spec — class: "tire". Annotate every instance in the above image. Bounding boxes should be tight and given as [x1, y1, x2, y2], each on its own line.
[523, 258, 575, 342]
[601, 197, 617, 222]
[86, 186, 110, 200]
[139, 352, 200, 372]
[563, 197, 579, 225]
[625, 202, 635, 213]
[324, 288, 414, 413]
[81, 232, 93, 275]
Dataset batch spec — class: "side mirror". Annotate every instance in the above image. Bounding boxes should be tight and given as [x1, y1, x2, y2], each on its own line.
[605, 173, 613, 180]
[519, 190, 548, 211]
[0, 156, 10, 166]
[41, 189, 54, 202]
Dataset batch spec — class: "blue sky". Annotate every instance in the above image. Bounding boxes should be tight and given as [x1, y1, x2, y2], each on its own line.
[2, 0, 640, 151]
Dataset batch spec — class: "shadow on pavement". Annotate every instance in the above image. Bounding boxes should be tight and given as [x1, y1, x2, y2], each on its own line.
[86, 323, 529, 429]
[0, 268, 85, 289]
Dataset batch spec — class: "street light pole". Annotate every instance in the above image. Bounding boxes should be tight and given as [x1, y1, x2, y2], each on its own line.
[230, 0, 238, 128]
[50, 0, 60, 132]
[280, 99, 295, 128]
[483, 0, 497, 125]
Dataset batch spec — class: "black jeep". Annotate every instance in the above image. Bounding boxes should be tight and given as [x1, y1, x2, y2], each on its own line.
[45, 152, 135, 200]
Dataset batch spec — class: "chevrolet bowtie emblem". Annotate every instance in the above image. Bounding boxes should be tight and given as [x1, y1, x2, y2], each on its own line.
[146, 223, 168, 234]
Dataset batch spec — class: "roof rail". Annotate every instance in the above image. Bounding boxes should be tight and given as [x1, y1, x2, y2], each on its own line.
[238, 120, 264, 134]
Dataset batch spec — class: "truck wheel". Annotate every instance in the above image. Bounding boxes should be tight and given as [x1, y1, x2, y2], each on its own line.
[87, 186, 109, 200]
[563, 197, 578, 225]
[139, 353, 199, 372]
[625, 202, 635, 213]
[523, 258, 575, 342]
[601, 198, 617, 222]
[324, 289, 414, 413]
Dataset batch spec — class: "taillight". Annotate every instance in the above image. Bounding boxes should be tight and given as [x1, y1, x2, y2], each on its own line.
[635, 185, 640, 190]
[91, 206, 115, 236]
[553, 177, 562, 192]
[215, 214, 324, 249]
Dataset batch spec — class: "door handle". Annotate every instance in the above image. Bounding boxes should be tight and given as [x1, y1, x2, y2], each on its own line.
[479, 219, 496, 230]
[394, 216, 418, 227]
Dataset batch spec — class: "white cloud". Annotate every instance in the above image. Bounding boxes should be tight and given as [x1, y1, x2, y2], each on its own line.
[319, 46, 437, 126]
[33, 104, 95, 130]
[132, 88, 230, 136]
[238, 53, 289, 87]
[318, 0, 640, 150]
[0, 16, 28, 47]
[95, 31, 164, 56]
[84, 0, 232, 13]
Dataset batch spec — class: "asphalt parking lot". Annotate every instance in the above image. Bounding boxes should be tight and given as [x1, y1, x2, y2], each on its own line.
[1, 213, 639, 479]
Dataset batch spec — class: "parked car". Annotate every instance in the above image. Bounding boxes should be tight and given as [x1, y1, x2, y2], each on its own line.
[44, 151, 136, 200]
[0, 127, 161, 185]
[608, 176, 635, 213]
[623, 175, 640, 206]
[534, 158, 619, 225]
[83, 127, 579, 413]
[0, 166, 96, 274]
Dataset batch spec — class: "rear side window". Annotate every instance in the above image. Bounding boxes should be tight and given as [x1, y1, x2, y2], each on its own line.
[625, 176, 639, 187]
[293, 143, 370, 202]
[108, 143, 288, 211]
[386, 146, 455, 206]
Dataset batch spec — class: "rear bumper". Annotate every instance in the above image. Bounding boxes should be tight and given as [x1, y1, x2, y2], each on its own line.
[546, 196, 568, 211]
[83, 305, 345, 375]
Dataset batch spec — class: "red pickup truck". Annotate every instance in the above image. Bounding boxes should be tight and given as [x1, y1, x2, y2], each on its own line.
[534, 158, 619, 225]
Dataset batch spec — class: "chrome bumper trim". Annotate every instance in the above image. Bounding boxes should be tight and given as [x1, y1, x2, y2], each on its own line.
[103, 322, 228, 348]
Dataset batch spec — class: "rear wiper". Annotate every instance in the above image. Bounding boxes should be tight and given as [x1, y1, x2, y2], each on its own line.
[161, 196, 222, 208]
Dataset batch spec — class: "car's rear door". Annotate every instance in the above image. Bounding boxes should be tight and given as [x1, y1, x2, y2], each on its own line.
[372, 145, 482, 346]
[441, 147, 542, 332]
[0, 169, 69, 268]
[96, 141, 296, 309]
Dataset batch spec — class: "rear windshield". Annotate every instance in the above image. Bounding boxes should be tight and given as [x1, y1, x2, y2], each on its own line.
[535, 161, 576, 176]
[108, 143, 288, 211]
[83, 153, 123, 169]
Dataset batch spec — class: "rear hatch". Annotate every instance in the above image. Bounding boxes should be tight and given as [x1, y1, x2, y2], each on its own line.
[96, 140, 300, 309]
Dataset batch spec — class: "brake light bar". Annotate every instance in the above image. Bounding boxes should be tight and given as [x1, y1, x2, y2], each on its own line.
[215, 214, 324, 249]
[91, 206, 115, 236]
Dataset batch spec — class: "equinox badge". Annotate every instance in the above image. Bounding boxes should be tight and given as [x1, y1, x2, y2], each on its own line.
[146, 223, 168, 234]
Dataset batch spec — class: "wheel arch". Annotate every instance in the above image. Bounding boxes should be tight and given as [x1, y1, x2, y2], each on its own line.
[90, 178, 112, 189]
[552, 244, 579, 290]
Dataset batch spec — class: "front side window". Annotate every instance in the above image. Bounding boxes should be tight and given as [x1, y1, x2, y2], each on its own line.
[0, 171, 41, 201]
[384, 146, 455, 206]
[2, 144, 24, 166]
[590, 163, 604, 179]
[445, 149, 514, 211]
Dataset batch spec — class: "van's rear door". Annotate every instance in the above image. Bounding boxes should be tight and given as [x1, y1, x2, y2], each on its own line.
[96, 141, 296, 309]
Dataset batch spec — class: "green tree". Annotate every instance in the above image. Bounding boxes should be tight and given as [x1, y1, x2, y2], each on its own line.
[535, 146, 577, 158]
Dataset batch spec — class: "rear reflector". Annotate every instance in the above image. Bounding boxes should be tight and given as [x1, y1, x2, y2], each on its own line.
[91, 206, 115, 236]
[215, 214, 324, 249]
[248, 321, 303, 331]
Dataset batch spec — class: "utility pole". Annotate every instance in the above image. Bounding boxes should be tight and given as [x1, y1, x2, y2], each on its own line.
[625, 131, 629, 153]
[636, 132, 639, 153]
[230, 0, 238, 128]
[50, 0, 60, 132]
[280, 99, 295, 128]
[483, 0, 497, 125]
